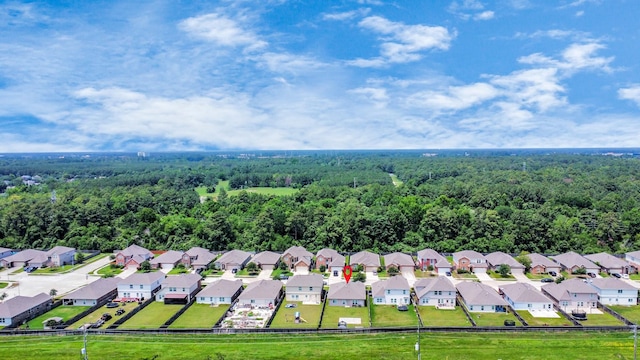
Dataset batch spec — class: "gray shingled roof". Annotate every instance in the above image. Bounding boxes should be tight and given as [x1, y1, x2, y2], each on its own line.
[499, 283, 552, 304]
[316, 248, 340, 261]
[328, 254, 346, 267]
[584, 252, 630, 270]
[118, 271, 166, 285]
[198, 279, 243, 298]
[383, 252, 415, 267]
[350, 251, 381, 267]
[161, 273, 202, 288]
[284, 246, 313, 259]
[417, 249, 445, 261]
[252, 251, 281, 266]
[414, 277, 455, 299]
[456, 281, 507, 306]
[118, 244, 153, 258]
[238, 280, 282, 301]
[327, 282, 366, 300]
[485, 252, 524, 269]
[453, 250, 485, 260]
[371, 275, 410, 297]
[0, 293, 51, 318]
[542, 278, 597, 301]
[551, 251, 598, 270]
[150, 250, 184, 265]
[286, 274, 324, 288]
[216, 250, 252, 266]
[63, 278, 118, 300]
[3, 249, 47, 263]
[46, 246, 75, 256]
[527, 253, 559, 269]
[185, 247, 216, 266]
[589, 277, 637, 290]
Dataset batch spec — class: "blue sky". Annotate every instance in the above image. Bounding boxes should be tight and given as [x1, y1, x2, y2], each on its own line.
[1, 0, 639, 152]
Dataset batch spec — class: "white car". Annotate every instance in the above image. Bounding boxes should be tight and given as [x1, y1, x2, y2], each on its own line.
[622, 274, 630, 279]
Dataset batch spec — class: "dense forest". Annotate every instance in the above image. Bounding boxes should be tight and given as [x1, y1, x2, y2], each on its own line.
[1, 150, 640, 255]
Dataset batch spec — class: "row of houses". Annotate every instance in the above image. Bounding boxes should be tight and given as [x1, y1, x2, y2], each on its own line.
[0, 246, 76, 268]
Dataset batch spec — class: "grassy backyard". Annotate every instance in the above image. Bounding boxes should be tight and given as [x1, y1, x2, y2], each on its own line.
[170, 304, 230, 329]
[609, 305, 640, 324]
[417, 306, 472, 327]
[580, 312, 626, 326]
[470, 311, 521, 327]
[516, 311, 574, 327]
[69, 302, 140, 329]
[270, 302, 323, 329]
[26, 305, 92, 329]
[119, 302, 183, 329]
[320, 305, 370, 329]
[370, 305, 418, 327]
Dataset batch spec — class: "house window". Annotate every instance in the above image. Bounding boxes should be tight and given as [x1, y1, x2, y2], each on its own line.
[387, 290, 391, 294]
[618, 290, 623, 294]
[219, 297, 225, 302]
[333, 271, 338, 276]
[470, 306, 474, 311]
[129, 285, 133, 289]
[200, 297, 204, 301]
[630, 299, 634, 303]
[298, 287, 302, 291]
[251, 300, 255, 304]
[140, 285, 143, 289]
[376, 298, 382, 303]
[309, 287, 313, 291]
[481, 306, 484, 311]
[403, 290, 406, 295]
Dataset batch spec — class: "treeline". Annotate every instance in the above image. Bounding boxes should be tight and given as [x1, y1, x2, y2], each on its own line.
[1, 152, 640, 255]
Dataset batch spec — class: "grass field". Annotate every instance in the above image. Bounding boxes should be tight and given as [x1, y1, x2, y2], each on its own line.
[170, 304, 229, 329]
[320, 305, 370, 328]
[270, 302, 322, 329]
[196, 181, 298, 200]
[414, 270, 436, 278]
[389, 173, 403, 186]
[525, 273, 554, 280]
[119, 302, 183, 329]
[470, 311, 521, 327]
[27, 306, 92, 329]
[370, 305, 418, 327]
[487, 271, 515, 280]
[0, 332, 635, 359]
[609, 305, 640, 324]
[33, 253, 110, 275]
[96, 264, 123, 277]
[580, 312, 626, 326]
[69, 302, 140, 329]
[417, 306, 472, 327]
[517, 310, 574, 327]
[0, 281, 7, 288]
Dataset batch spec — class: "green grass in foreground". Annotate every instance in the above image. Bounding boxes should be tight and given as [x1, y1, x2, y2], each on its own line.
[517, 310, 574, 327]
[0, 332, 635, 359]
[270, 302, 322, 329]
[119, 302, 183, 329]
[27, 306, 92, 329]
[470, 311, 522, 327]
[170, 304, 229, 328]
[417, 306, 472, 327]
[0, 282, 7, 289]
[609, 305, 640, 324]
[321, 305, 370, 328]
[69, 302, 140, 329]
[370, 305, 418, 327]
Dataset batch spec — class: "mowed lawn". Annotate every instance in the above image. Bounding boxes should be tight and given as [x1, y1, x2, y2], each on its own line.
[580, 312, 626, 326]
[517, 311, 574, 327]
[270, 302, 322, 329]
[69, 302, 140, 329]
[370, 305, 418, 327]
[609, 305, 640, 324]
[418, 306, 472, 327]
[470, 311, 522, 327]
[170, 304, 229, 329]
[119, 302, 183, 329]
[27, 305, 92, 329]
[320, 305, 370, 329]
[0, 332, 636, 360]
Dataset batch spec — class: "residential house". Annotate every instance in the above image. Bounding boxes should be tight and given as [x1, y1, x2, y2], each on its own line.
[414, 277, 456, 308]
[527, 253, 561, 275]
[0, 249, 48, 268]
[150, 250, 184, 270]
[350, 250, 381, 272]
[315, 248, 341, 270]
[0, 247, 12, 259]
[499, 283, 553, 311]
[542, 278, 598, 311]
[115, 244, 154, 269]
[551, 251, 600, 275]
[416, 249, 451, 276]
[46, 246, 76, 267]
[214, 250, 252, 271]
[252, 251, 281, 271]
[328, 254, 346, 277]
[62, 278, 118, 306]
[0, 293, 52, 328]
[584, 252, 633, 275]
[181, 247, 216, 271]
[285, 274, 324, 304]
[588, 278, 638, 305]
[282, 246, 313, 274]
[485, 251, 525, 275]
[456, 281, 507, 313]
[452, 250, 488, 274]
[117, 272, 165, 301]
[371, 275, 411, 305]
[327, 282, 366, 307]
[383, 252, 415, 272]
[155, 274, 202, 304]
[197, 279, 243, 305]
[625, 250, 640, 272]
[237, 280, 283, 308]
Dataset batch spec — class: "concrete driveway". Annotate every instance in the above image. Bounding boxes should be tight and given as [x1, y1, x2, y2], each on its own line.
[401, 268, 417, 287]
[257, 269, 272, 280]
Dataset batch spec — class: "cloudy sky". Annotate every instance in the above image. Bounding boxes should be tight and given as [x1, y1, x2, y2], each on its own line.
[1, 0, 639, 152]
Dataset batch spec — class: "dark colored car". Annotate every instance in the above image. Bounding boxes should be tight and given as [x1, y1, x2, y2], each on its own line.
[106, 302, 119, 308]
[588, 272, 596, 278]
[612, 273, 621, 278]
[446, 271, 452, 277]
[279, 274, 289, 280]
[23, 266, 37, 273]
[397, 305, 408, 311]
[548, 271, 557, 277]
[115, 309, 126, 316]
[504, 320, 516, 326]
[541, 278, 554, 283]
[101, 313, 112, 321]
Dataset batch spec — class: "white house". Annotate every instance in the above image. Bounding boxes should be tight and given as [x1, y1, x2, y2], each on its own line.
[197, 280, 243, 305]
[237, 280, 283, 308]
[62, 278, 118, 306]
[542, 278, 598, 312]
[371, 275, 411, 305]
[46, 246, 76, 267]
[155, 274, 202, 304]
[414, 277, 456, 308]
[327, 282, 366, 307]
[117, 272, 165, 301]
[588, 278, 638, 306]
[625, 250, 640, 271]
[457, 281, 507, 313]
[499, 283, 553, 312]
[285, 274, 324, 304]
[328, 254, 346, 278]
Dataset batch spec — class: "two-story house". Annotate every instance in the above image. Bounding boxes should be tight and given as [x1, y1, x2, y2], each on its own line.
[181, 247, 216, 271]
[328, 254, 346, 277]
[197, 279, 243, 305]
[588, 278, 638, 305]
[285, 274, 324, 304]
[46, 246, 76, 267]
[625, 250, 640, 272]
[155, 273, 202, 304]
[414, 277, 456, 308]
[117, 272, 165, 301]
[542, 278, 598, 311]
[115, 244, 154, 269]
[315, 248, 341, 271]
[282, 246, 313, 274]
[371, 275, 411, 305]
[416, 249, 451, 276]
[453, 250, 488, 274]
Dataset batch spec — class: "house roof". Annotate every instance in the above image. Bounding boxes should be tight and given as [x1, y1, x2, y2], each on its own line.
[286, 274, 324, 288]
[119, 271, 165, 285]
[161, 274, 202, 288]
[456, 281, 507, 306]
[185, 247, 216, 266]
[485, 252, 524, 269]
[3, 249, 47, 263]
[238, 280, 282, 301]
[327, 282, 366, 301]
[46, 246, 75, 256]
[453, 250, 485, 261]
[0, 247, 11, 253]
[328, 254, 346, 267]
[316, 248, 341, 261]
[542, 279, 597, 301]
[118, 244, 153, 258]
[414, 277, 456, 299]
[371, 276, 410, 297]
[584, 253, 630, 270]
[551, 251, 598, 270]
[499, 283, 552, 304]
[198, 279, 243, 298]
[527, 253, 559, 269]
[284, 246, 313, 259]
[216, 250, 252, 266]
[383, 252, 415, 267]
[350, 251, 381, 267]
[63, 278, 118, 300]
[589, 277, 637, 291]
[150, 250, 184, 265]
[0, 293, 51, 318]
[252, 251, 281, 266]
[417, 248, 443, 260]
[626, 250, 640, 259]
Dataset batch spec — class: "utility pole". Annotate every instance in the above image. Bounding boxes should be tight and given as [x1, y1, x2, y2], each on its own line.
[634, 324, 637, 360]
[82, 327, 89, 360]
[416, 316, 421, 360]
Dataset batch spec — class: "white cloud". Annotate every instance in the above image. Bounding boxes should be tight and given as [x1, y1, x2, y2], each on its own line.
[258, 52, 326, 74]
[619, 85, 640, 107]
[349, 87, 388, 108]
[489, 68, 566, 112]
[178, 13, 267, 51]
[575, 10, 584, 16]
[448, 0, 484, 12]
[408, 82, 499, 111]
[356, 0, 384, 5]
[474, 11, 494, 20]
[518, 42, 613, 74]
[323, 8, 370, 21]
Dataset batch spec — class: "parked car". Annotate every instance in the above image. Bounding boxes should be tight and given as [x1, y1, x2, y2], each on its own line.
[23, 266, 37, 273]
[397, 305, 408, 311]
[504, 320, 516, 326]
[548, 271, 557, 277]
[588, 272, 596, 278]
[612, 273, 622, 278]
[622, 274, 630, 279]
[541, 278, 554, 283]
[106, 302, 119, 308]
[279, 274, 289, 280]
[285, 303, 297, 308]
[446, 271, 452, 277]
